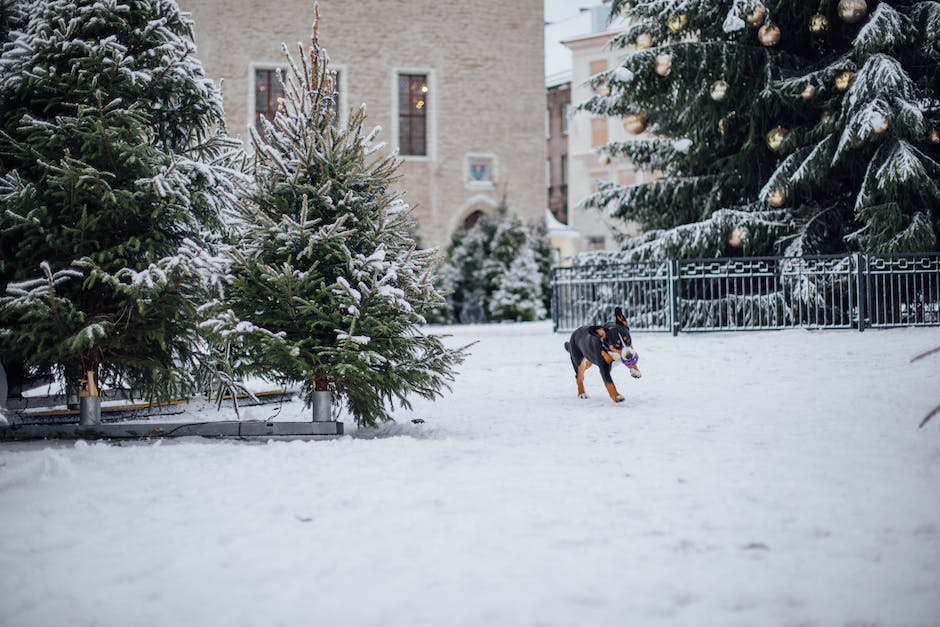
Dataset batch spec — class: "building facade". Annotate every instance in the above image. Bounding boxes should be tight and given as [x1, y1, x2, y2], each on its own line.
[563, 28, 643, 256]
[179, 0, 545, 247]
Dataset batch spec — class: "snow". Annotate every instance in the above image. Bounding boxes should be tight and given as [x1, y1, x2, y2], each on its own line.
[2, 321, 939, 627]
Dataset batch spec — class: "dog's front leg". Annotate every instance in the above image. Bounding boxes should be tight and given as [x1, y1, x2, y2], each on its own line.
[598, 361, 624, 403]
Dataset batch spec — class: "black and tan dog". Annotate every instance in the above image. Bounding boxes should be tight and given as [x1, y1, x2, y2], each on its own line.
[564, 307, 641, 402]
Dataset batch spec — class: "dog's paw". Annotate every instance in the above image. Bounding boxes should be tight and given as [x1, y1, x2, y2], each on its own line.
[613, 395, 625, 403]
[629, 367, 642, 379]
[578, 393, 590, 399]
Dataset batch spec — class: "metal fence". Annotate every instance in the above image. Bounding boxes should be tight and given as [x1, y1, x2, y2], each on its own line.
[552, 253, 940, 334]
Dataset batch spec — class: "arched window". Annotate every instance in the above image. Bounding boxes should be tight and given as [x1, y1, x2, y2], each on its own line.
[463, 210, 485, 231]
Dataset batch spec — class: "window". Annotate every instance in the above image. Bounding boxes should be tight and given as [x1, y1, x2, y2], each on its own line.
[398, 73, 428, 156]
[254, 68, 285, 135]
[561, 103, 571, 135]
[464, 210, 485, 231]
[591, 117, 608, 148]
[546, 108, 551, 138]
[588, 236, 606, 250]
[546, 158, 552, 187]
[561, 155, 568, 185]
[590, 60, 609, 95]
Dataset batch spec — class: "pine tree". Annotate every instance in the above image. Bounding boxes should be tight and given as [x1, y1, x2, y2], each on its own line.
[489, 246, 548, 321]
[582, 0, 940, 259]
[0, 0, 240, 401]
[437, 204, 552, 323]
[201, 10, 463, 427]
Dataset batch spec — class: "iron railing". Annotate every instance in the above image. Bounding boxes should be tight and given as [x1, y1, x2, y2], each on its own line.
[552, 253, 940, 334]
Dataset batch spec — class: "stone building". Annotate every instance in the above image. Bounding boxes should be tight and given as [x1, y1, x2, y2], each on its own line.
[179, 0, 545, 247]
[563, 25, 643, 256]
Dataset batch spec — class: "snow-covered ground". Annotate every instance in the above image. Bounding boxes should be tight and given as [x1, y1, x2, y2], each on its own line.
[2, 322, 939, 627]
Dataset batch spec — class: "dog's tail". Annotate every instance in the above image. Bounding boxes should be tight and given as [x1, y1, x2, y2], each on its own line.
[564, 341, 570, 353]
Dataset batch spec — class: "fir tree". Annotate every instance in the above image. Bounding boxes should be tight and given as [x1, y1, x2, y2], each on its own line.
[437, 204, 552, 323]
[582, 0, 940, 259]
[202, 10, 463, 427]
[0, 0, 240, 401]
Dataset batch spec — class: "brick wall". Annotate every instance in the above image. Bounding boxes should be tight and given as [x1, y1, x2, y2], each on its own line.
[180, 0, 546, 247]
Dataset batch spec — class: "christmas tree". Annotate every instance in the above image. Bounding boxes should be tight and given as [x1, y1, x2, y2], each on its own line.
[582, 0, 940, 259]
[202, 8, 463, 427]
[0, 0, 240, 401]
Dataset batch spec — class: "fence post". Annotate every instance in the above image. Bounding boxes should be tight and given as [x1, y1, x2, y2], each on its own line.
[856, 253, 867, 332]
[551, 267, 559, 333]
[669, 259, 681, 336]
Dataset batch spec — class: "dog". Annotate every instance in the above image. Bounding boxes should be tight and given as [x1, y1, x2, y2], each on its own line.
[564, 307, 640, 403]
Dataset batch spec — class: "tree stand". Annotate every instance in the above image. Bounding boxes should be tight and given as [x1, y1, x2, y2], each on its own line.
[79, 370, 101, 425]
[312, 378, 333, 422]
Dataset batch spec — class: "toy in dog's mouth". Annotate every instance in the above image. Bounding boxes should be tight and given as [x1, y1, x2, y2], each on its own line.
[620, 349, 642, 378]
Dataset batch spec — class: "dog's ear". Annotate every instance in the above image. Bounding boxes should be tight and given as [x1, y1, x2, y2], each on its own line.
[589, 326, 607, 340]
[614, 307, 629, 326]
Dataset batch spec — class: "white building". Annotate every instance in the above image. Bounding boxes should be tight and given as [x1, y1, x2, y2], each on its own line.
[543, 4, 644, 265]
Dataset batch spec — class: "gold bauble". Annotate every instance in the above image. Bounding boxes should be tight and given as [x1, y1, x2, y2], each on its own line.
[758, 24, 781, 46]
[653, 53, 672, 76]
[809, 13, 830, 33]
[710, 80, 730, 102]
[728, 225, 749, 248]
[766, 125, 787, 151]
[838, 0, 868, 24]
[835, 70, 854, 91]
[929, 128, 939, 143]
[622, 113, 647, 134]
[635, 33, 653, 50]
[746, 3, 767, 27]
[801, 84, 816, 100]
[767, 189, 786, 207]
[667, 12, 689, 33]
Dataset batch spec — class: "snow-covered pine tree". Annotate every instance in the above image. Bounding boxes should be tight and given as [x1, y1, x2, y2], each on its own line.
[582, 0, 940, 259]
[202, 9, 463, 427]
[488, 246, 548, 321]
[437, 204, 552, 323]
[0, 0, 241, 402]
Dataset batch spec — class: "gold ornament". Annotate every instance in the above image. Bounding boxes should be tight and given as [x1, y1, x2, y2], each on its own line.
[728, 225, 749, 248]
[622, 113, 647, 134]
[746, 3, 767, 27]
[838, 0, 868, 24]
[835, 70, 854, 91]
[710, 80, 730, 102]
[667, 13, 689, 33]
[766, 125, 787, 151]
[929, 128, 939, 143]
[809, 13, 830, 33]
[758, 24, 781, 46]
[635, 33, 653, 50]
[801, 84, 816, 100]
[767, 189, 786, 207]
[654, 53, 672, 76]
